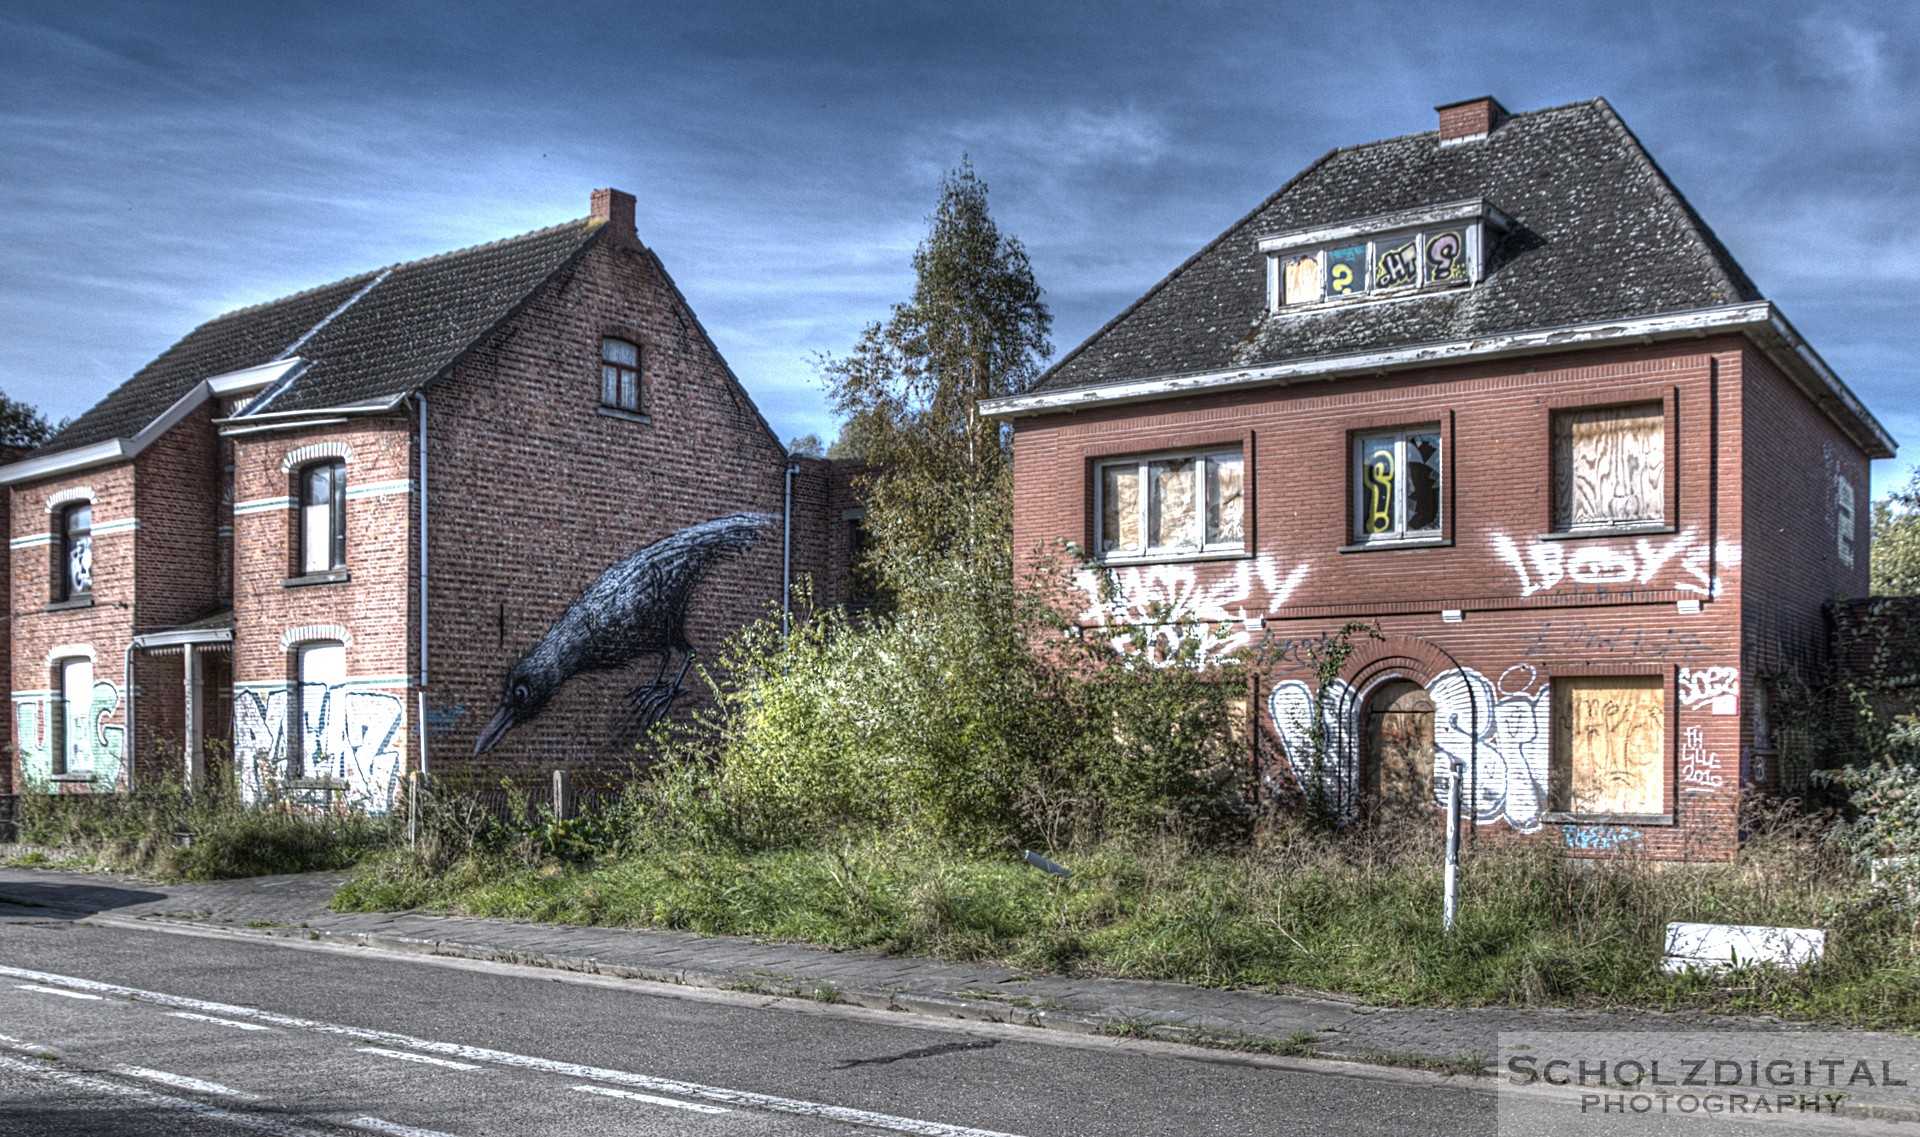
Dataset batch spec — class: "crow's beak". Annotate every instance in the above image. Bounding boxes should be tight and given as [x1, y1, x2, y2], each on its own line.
[472, 705, 516, 758]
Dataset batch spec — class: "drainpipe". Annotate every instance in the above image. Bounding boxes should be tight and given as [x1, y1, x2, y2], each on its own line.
[123, 641, 137, 790]
[782, 460, 798, 636]
[415, 391, 430, 778]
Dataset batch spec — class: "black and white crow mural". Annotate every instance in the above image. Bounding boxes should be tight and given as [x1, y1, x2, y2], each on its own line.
[472, 512, 774, 757]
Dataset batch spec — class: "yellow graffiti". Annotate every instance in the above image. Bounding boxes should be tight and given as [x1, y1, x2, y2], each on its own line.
[1330, 263, 1354, 294]
[1365, 449, 1395, 533]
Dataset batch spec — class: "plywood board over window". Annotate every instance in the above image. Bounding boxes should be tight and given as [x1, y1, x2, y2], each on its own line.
[1553, 404, 1664, 530]
[1552, 675, 1665, 815]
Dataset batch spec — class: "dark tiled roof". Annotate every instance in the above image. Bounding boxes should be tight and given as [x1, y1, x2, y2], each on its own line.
[38, 219, 603, 455]
[1036, 99, 1764, 395]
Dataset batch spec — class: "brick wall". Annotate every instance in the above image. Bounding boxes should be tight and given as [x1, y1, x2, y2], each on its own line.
[1008, 337, 1770, 861]
[229, 418, 417, 806]
[8, 463, 139, 794]
[1738, 346, 1875, 793]
[420, 227, 792, 785]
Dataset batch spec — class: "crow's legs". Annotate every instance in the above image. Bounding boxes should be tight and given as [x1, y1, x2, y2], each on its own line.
[625, 648, 695, 728]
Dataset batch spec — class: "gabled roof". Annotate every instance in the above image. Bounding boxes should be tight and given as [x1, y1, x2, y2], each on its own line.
[33, 217, 604, 458]
[998, 99, 1890, 457]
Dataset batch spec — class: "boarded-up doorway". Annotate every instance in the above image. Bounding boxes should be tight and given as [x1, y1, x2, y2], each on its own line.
[1366, 680, 1435, 815]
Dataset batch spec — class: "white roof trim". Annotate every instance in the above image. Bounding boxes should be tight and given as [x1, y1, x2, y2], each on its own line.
[1256, 198, 1511, 254]
[0, 357, 311, 486]
[983, 301, 1894, 458]
[207, 358, 306, 397]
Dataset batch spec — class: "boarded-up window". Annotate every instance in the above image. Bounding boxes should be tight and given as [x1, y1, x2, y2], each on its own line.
[1095, 449, 1243, 558]
[1282, 254, 1321, 305]
[1551, 676, 1665, 815]
[1553, 404, 1664, 530]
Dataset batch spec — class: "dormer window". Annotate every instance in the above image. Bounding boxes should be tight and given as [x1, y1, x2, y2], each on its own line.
[1261, 198, 1508, 310]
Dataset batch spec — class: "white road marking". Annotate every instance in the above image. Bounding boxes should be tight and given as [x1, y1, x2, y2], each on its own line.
[15, 982, 101, 1000]
[351, 1118, 467, 1137]
[0, 1053, 340, 1137]
[0, 963, 1031, 1137]
[172, 1010, 274, 1031]
[116, 1064, 259, 1099]
[573, 1083, 731, 1114]
[359, 1046, 481, 1071]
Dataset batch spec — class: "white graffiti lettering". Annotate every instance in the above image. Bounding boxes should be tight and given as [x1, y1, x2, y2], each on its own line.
[1680, 725, 1722, 791]
[1492, 528, 1739, 599]
[233, 685, 405, 812]
[1078, 555, 1309, 667]
[1678, 666, 1739, 715]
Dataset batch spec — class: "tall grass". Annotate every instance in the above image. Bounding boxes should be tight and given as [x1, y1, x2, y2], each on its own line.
[336, 798, 1919, 1027]
[13, 775, 394, 881]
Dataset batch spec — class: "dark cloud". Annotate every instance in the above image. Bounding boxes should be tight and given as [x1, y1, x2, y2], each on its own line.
[3, 0, 1916, 490]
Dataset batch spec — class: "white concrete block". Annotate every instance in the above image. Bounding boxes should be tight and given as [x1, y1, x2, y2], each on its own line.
[1661, 921, 1824, 973]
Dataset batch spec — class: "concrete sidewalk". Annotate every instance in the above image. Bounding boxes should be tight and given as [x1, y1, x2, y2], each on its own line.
[0, 863, 1829, 1072]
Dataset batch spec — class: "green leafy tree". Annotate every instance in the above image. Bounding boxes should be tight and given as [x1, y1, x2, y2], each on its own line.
[1872, 467, 1920, 595]
[0, 389, 56, 450]
[819, 159, 1051, 607]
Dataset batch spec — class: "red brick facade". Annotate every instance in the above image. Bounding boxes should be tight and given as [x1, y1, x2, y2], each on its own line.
[1006, 339, 1872, 861]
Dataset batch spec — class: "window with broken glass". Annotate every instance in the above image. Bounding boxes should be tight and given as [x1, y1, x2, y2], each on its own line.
[1353, 429, 1441, 543]
[1275, 226, 1475, 306]
[58, 503, 92, 600]
[1096, 449, 1244, 560]
[298, 461, 346, 574]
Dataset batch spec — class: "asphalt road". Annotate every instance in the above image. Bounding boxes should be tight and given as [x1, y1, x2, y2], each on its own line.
[0, 903, 1497, 1136]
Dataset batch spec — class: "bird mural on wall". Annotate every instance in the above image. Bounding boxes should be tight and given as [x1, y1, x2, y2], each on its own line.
[472, 512, 774, 757]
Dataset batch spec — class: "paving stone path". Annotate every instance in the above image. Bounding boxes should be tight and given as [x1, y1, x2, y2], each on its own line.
[0, 862, 1846, 1072]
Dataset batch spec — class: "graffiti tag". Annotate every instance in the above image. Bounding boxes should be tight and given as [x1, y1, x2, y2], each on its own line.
[234, 685, 406, 812]
[1564, 824, 1644, 852]
[1491, 527, 1738, 599]
[13, 682, 126, 789]
[1679, 666, 1739, 715]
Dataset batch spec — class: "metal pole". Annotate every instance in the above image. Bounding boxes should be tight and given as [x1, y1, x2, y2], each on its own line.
[781, 460, 798, 636]
[1444, 760, 1462, 933]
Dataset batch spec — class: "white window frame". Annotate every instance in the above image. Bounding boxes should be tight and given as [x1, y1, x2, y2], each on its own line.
[55, 656, 94, 777]
[1352, 428, 1444, 544]
[1093, 448, 1245, 563]
[1258, 198, 1509, 312]
[600, 337, 642, 413]
[291, 640, 346, 780]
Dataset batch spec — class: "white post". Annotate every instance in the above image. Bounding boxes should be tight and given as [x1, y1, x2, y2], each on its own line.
[183, 646, 204, 790]
[1443, 760, 1463, 933]
[552, 768, 570, 821]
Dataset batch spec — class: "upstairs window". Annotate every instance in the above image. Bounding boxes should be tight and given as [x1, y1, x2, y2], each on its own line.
[601, 337, 641, 413]
[1354, 429, 1441, 543]
[1097, 449, 1244, 560]
[59, 503, 92, 600]
[299, 461, 346, 574]
[1260, 199, 1506, 309]
[1552, 404, 1664, 532]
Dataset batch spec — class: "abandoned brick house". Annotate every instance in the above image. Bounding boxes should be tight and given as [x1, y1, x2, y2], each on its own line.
[983, 97, 1893, 861]
[2, 189, 859, 810]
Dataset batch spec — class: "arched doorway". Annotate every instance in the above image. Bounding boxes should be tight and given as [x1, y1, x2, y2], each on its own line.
[1365, 680, 1435, 815]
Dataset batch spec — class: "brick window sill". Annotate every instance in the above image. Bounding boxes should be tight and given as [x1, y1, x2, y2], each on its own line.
[1544, 812, 1676, 827]
[283, 570, 351, 588]
[43, 596, 94, 612]
[1539, 525, 1675, 542]
[1338, 538, 1452, 553]
[48, 773, 96, 784]
[1098, 549, 1251, 568]
[596, 406, 651, 425]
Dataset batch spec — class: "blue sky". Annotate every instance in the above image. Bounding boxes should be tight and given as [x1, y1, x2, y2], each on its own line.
[3, 1, 1916, 494]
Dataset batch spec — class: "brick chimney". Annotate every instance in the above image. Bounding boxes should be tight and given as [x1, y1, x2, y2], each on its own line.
[590, 188, 640, 247]
[1436, 96, 1508, 144]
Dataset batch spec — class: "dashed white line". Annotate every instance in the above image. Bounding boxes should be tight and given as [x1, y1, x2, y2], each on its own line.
[171, 1010, 273, 1031]
[573, 1083, 730, 1114]
[0, 963, 1030, 1137]
[0, 1053, 339, 1137]
[15, 982, 101, 1000]
[359, 1046, 481, 1071]
[350, 1117, 467, 1137]
[116, 1064, 259, 1099]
